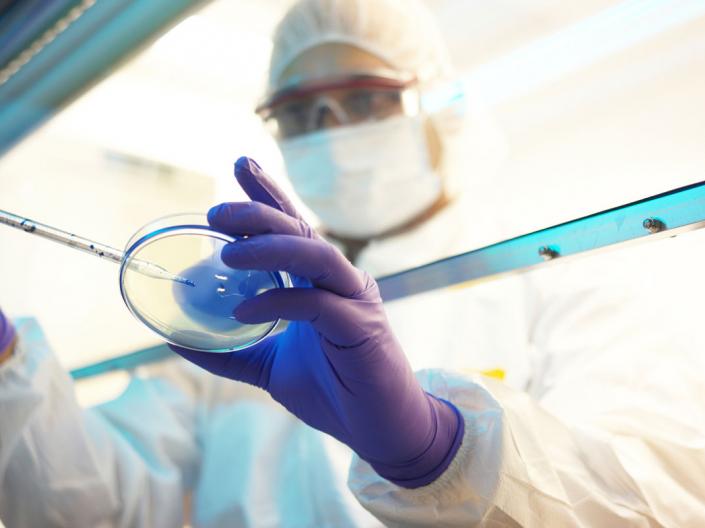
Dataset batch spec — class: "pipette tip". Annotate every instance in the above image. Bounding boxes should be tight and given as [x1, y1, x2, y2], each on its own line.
[176, 277, 196, 287]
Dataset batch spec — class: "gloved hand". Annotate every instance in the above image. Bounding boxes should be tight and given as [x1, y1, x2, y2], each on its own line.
[0, 308, 16, 363]
[171, 157, 464, 488]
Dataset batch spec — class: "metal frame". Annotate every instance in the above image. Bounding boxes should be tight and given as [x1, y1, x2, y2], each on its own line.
[0, 0, 208, 156]
[71, 343, 174, 380]
[71, 179, 705, 379]
[378, 180, 705, 301]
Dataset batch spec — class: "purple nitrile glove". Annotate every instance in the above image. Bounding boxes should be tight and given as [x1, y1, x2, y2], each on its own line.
[0, 308, 16, 359]
[171, 157, 464, 488]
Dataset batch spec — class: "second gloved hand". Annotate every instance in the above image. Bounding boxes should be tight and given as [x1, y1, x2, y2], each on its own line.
[0, 308, 16, 364]
[171, 157, 464, 488]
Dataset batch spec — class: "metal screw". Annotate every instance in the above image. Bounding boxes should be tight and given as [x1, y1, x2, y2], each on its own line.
[538, 246, 560, 260]
[643, 218, 666, 233]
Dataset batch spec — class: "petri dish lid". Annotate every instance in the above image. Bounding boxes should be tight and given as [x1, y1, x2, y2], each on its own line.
[120, 214, 289, 353]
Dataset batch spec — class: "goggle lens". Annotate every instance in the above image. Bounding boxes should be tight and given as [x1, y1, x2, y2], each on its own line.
[257, 73, 418, 138]
[269, 88, 405, 137]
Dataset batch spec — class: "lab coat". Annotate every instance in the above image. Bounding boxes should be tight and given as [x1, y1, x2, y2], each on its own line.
[2, 195, 705, 527]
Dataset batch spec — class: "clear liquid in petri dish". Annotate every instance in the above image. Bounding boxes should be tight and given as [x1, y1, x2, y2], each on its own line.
[121, 230, 280, 352]
[173, 263, 274, 330]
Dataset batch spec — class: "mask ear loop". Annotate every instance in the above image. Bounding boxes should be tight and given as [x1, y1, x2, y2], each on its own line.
[306, 95, 351, 133]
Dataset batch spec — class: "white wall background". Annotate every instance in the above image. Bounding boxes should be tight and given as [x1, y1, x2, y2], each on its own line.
[1, 0, 704, 385]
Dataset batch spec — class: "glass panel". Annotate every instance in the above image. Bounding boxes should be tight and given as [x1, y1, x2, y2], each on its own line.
[1, 0, 704, 378]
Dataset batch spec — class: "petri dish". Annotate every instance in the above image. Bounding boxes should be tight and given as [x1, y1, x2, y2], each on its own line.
[119, 214, 289, 353]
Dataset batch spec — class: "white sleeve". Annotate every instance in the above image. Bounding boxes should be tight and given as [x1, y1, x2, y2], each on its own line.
[349, 365, 705, 527]
[0, 318, 201, 528]
[348, 243, 705, 528]
[348, 251, 705, 527]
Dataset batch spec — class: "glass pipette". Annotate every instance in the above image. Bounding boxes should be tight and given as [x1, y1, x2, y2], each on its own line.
[0, 209, 195, 287]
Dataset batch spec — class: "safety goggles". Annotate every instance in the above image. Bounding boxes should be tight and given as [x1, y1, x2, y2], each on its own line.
[256, 70, 419, 138]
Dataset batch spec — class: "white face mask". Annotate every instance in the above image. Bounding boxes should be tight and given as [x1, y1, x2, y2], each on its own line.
[278, 114, 442, 239]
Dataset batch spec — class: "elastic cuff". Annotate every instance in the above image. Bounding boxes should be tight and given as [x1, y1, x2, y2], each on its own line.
[375, 397, 466, 489]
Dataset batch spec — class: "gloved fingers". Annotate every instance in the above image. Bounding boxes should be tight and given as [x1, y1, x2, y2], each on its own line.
[168, 340, 275, 388]
[234, 288, 370, 346]
[234, 288, 321, 322]
[234, 157, 304, 221]
[207, 201, 317, 240]
[222, 235, 366, 297]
